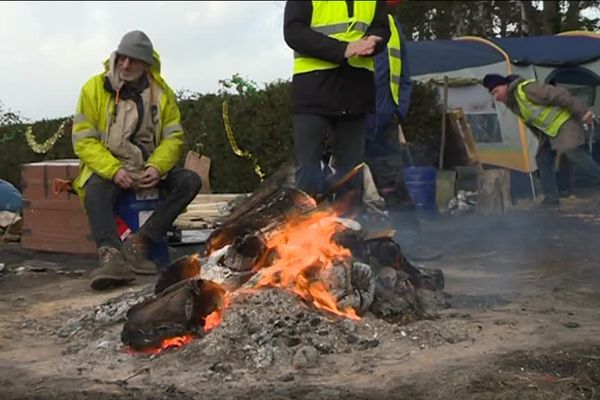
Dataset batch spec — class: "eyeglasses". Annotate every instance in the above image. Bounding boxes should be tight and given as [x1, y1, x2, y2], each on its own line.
[116, 54, 144, 65]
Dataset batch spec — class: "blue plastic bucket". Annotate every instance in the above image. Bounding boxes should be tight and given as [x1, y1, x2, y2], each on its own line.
[403, 166, 437, 216]
[114, 189, 170, 268]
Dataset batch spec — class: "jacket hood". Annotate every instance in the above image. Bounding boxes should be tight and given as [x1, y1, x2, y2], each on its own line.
[102, 49, 169, 91]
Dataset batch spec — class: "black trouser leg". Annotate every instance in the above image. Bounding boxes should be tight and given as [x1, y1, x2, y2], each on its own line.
[292, 113, 330, 196]
[139, 167, 202, 242]
[84, 174, 122, 249]
[330, 115, 366, 204]
[535, 138, 560, 203]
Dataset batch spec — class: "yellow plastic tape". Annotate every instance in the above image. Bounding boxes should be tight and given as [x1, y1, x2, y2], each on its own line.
[222, 100, 265, 182]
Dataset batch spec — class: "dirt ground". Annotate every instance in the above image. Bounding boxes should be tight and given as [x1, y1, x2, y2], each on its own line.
[1, 193, 599, 400]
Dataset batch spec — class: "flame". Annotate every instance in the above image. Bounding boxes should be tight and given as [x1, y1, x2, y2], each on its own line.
[128, 206, 361, 357]
[203, 294, 230, 332]
[203, 311, 221, 332]
[253, 209, 359, 320]
[129, 334, 198, 355]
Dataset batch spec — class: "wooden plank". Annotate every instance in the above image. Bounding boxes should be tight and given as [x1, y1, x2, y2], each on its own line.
[184, 151, 212, 194]
[190, 193, 249, 203]
[447, 108, 483, 171]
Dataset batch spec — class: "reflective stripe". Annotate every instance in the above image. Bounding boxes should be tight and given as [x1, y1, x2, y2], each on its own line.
[389, 48, 402, 59]
[162, 123, 182, 138]
[352, 21, 370, 33]
[535, 107, 563, 130]
[312, 21, 370, 35]
[72, 129, 101, 143]
[73, 113, 87, 124]
[313, 22, 349, 35]
[515, 80, 571, 137]
[387, 14, 402, 105]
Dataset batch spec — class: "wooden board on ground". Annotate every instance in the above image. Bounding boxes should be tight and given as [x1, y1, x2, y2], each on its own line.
[477, 169, 511, 215]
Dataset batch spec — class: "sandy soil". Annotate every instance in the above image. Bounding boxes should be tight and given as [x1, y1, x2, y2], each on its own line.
[1, 194, 599, 400]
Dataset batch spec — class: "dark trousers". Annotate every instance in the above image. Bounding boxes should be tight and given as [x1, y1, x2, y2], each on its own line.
[537, 139, 600, 202]
[293, 113, 366, 204]
[84, 167, 201, 249]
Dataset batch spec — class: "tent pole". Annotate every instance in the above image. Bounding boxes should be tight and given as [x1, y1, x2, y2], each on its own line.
[438, 76, 449, 171]
[529, 172, 537, 199]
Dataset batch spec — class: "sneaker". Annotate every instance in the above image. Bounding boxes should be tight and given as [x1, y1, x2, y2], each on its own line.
[89, 246, 136, 291]
[123, 232, 159, 275]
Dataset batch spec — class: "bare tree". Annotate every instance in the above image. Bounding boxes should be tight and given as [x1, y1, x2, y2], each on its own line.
[394, 0, 599, 40]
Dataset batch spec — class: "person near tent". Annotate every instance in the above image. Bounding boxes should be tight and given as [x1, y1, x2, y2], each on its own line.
[362, 0, 441, 261]
[72, 30, 201, 290]
[283, 0, 390, 211]
[482, 73, 599, 207]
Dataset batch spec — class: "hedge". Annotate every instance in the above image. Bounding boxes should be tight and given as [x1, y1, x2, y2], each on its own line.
[0, 78, 441, 192]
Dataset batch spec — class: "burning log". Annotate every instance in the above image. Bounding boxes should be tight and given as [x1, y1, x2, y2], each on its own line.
[206, 186, 317, 254]
[323, 261, 375, 314]
[154, 254, 201, 295]
[122, 277, 226, 352]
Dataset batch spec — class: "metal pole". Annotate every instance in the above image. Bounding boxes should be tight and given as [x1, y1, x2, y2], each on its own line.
[529, 172, 537, 199]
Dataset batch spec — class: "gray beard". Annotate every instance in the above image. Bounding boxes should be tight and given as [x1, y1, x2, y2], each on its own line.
[118, 68, 145, 82]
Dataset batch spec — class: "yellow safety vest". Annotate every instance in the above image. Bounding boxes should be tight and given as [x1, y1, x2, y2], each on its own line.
[387, 14, 402, 105]
[515, 80, 572, 137]
[294, 0, 377, 75]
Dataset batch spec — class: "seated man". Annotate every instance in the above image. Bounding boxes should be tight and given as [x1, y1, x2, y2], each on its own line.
[483, 74, 599, 207]
[72, 30, 201, 290]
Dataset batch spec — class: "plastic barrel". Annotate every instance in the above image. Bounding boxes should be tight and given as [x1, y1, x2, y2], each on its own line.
[403, 166, 437, 216]
[114, 189, 170, 268]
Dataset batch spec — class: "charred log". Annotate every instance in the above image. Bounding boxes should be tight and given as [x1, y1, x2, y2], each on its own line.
[206, 186, 316, 254]
[218, 160, 295, 225]
[363, 236, 445, 291]
[155, 255, 201, 295]
[122, 278, 226, 351]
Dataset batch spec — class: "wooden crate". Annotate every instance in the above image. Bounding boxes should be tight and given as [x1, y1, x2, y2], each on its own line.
[20, 159, 97, 255]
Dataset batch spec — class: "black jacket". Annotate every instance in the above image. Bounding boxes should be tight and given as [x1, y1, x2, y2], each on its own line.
[284, 0, 390, 116]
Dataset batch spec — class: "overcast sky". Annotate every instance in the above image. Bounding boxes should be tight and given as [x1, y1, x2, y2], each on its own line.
[0, 1, 291, 121]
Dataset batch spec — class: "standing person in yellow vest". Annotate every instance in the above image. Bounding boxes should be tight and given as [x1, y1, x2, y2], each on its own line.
[362, 0, 441, 261]
[283, 0, 390, 209]
[72, 31, 201, 290]
[483, 73, 599, 208]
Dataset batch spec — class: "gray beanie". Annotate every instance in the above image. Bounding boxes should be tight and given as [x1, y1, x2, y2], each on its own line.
[116, 30, 154, 65]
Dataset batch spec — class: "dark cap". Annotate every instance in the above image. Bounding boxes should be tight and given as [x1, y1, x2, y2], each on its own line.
[482, 74, 510, 92]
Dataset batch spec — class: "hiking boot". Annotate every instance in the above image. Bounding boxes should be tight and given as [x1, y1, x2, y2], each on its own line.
[89, 246, 136, 291]
[123, 232, 159, 275]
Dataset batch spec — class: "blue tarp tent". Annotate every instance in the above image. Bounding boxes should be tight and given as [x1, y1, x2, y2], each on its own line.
[405, 32, 600, 175]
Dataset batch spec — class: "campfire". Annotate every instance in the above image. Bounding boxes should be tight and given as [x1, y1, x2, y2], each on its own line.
[121, 186, 445, 355]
